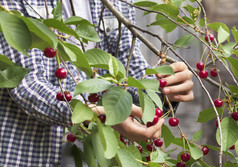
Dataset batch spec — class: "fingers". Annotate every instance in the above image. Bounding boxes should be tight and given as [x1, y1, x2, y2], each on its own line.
[144, 118, 164, 139]
[167, 90, 194, 102]
[131, 104, 143, 118]
[163, 80, 194, 95]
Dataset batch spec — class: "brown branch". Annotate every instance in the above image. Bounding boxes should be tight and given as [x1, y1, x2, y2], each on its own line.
[126, 36, 136, 78]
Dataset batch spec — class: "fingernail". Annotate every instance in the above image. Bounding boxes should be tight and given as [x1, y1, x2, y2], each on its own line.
[173, 95, 180, 100]
[163, 88, 170, 94]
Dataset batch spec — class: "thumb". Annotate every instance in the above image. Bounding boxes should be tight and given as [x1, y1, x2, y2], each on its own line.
[131, 104, 143, 118]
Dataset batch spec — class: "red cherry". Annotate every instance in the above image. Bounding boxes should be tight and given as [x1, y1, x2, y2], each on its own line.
[44, 47, 56, 58]
[136, 145, 143, 153]
[146, 122, 153, 127]
[152, 115, 159, 125]
[181, 153, 191, 162]
[199, 70, 208, 78]
[176, 162, 186, 167]
[55, 68, 67, 79]
[88, 93, 100, 103]
[205, 34, 214, 42]
[159, 79, 167, 88]
[155, 108, 163, 117]
[145, 156, 150, 162]
[120, 135, 126, 144]
[56, 92, 64, 101]
[229, 145, 235, 150]
[210, 69, 218, 77]
[169, 118, 179, 127]
[196, 62, 204, 71]
[64, 91, 72, 101]
[201, 146, 209, 155]
[97, 114, 106, 123]
[154, 138, 163, 147]
[214, 99, 223, 108]
[146, 143, 153, 152]
[67, 133, 76, 142]
[231, 112, 238, 121]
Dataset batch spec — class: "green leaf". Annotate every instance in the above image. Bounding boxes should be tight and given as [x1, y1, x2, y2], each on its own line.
[83, 136, 98, 167]
[64, 42, 93, 77]
[133, 1, 157, 7]
[223, 42, 236, 56]
[138, 89, 155, 123]
[208, 22, 230, 40]
[145, 65, 174, 75]
[0, 12, 31, 56]
[216, 117, 238, 151]
[127, 76, 146, 89]
[188, 144, 203, 160]
[227, 57, 238, 79]
[102, 87, 132, 125]
[91, 129, 112, 167]
[161, 124, 174, 148]
[231, 26, 238, 42]
[174, 34, 194, 50]
[21, 17, 58, 49]
[183, 5, 200, 21]
[74, 79, 112, 96]
[109, 56, 119, 77]
[177, 16, 195, 26]
[30, 32, 50, 51]
[97, 119, 118, 159]
[169, 0, 184, 7]
[138, 79, 160, 91]
[149, 14, 177, 33]
[227, 85, 238, 97]
[75, 20, 101, 42]
[0, 66, 29, 88]
[147, 90, 163, 109]
[72, 144, 83, 167]
[151, 4, 179, 18]
[192, 130, 203, 142]
[218, 26, 230, 44]
[43, 19, 79, 38]
[0, 54, 14, 71]
[71, 100, 94, 124]
[151, 149, 166, 163]
[127, 145, 142, 161]
[116, 148, 142, 167]
[223, 161, 238, 167]
[84, 49, 126, 78]
[52, 0, 62, 21]
[65, 16, 94, 26]
[58, 41, 77, 62]
[197, 107, 223, 123]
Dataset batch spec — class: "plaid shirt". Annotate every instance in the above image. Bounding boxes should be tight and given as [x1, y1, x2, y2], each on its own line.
[0, 0, 153, 166]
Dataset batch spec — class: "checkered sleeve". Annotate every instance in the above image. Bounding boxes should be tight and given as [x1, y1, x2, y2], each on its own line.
[2, 44, 73, 127]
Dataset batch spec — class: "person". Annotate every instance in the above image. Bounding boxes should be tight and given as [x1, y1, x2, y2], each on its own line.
[0, 0, 194, 166]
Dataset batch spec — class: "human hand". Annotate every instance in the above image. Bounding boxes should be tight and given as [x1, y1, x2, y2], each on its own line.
[156, 62, 194, 102]
[112, 105, 164, 141]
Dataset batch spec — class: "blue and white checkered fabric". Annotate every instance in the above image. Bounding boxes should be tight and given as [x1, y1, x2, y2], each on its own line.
[0, 0, 154, 166]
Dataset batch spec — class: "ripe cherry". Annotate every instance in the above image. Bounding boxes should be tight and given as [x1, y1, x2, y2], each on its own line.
[214, 99, 223, 108]
[120, 135, 126, 144]
[169, 118, 179, 127]
[181, 153, 191, 162]
[196, 62, 204, 71]
[210, 69, 218, 77]
[201, 146, 209, 155]
[229, 145, 235, 150]
[155, 108, 163, 117]
[137, 145, 143, 153]
[88, 93, 100, 103]
[152, 115, 159, 125]
[146, 122, 153, 127]
[97, 114, 106, 123]
[44, 47, 56, 58]
[64, 91, 72, 101]
[199, 70, 208, 78]
[205, 34, 214, 42]
[55, 68, 67, 79]
[145, 156, 150, 162]
[154, 138, 163, 147]
[56, 92, 64, 101]
[67, 133, 76, 142]
[159, 79, 167, 88]
[176, 162, 186, 167]
[231, 112, 238, 121]
[146, 143, 153, 152]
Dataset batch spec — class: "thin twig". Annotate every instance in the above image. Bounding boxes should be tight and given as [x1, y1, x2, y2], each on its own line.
[43, 0, 49, 19]
[114, 21, 122, 58]
[126, 36, 136, 78]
